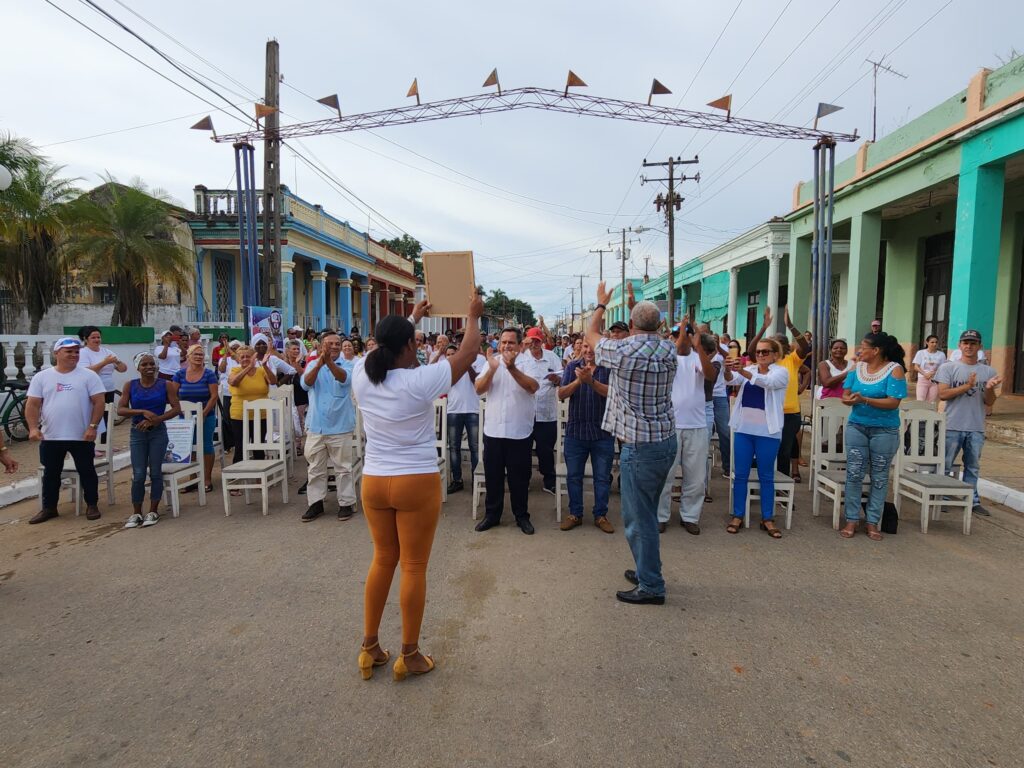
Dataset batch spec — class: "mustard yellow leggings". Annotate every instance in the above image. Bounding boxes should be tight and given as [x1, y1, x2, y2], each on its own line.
[361, 473, 441, 646]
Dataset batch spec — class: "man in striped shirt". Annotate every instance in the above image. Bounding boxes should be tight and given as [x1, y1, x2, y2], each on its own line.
[586, 283, 677, 606]
[557, 340, 613, 533]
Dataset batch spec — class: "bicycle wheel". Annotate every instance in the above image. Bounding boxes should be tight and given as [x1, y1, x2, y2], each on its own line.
[3, 395, 29, 442]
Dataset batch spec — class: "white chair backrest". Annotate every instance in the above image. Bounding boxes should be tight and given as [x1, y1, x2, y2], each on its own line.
[900, 400, 937, 411]
[898, 408, 946, 474]
[433, 398, 448, 457]
[242, 398, 287, 460]
[178, 401, 205, 463]
[349, 408, 364, 458]
[269, 384, 294, 439]
[477, 397, 487, 459]
[811, 399, 850, 468]
[98, 401, 116, 450]
[556, 399, 569, 463]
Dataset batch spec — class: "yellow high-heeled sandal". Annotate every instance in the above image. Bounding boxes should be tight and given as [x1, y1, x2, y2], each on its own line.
[357, 641, 390, 680]
[392, 648, 435, 681]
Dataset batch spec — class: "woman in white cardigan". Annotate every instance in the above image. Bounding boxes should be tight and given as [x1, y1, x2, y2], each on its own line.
[724, 338, 790, 538]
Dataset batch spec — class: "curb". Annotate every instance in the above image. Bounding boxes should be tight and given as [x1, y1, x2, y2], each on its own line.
[979, 479, 1024, 514]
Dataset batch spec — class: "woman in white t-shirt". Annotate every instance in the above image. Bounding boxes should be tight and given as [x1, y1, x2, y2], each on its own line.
[912, 335, 945, 403]
[77, 325, 127, 402]
[353, 293, 484, 682]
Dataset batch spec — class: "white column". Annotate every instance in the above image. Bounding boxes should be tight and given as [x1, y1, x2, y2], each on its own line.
[767, 254, 782, 335]
[727, 267, 739, 338]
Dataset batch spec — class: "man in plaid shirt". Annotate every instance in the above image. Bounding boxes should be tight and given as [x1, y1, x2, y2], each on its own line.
[586, 282, 677, 605]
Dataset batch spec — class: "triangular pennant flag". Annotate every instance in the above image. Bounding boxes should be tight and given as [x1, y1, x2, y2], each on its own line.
[564, 70, 587, 97]
[483, 68, 499, 88]
[190, 116, 214, 132]
[255, 103, 279, 120]
[815, 102, 843, 119]
[317, 94, 341, 115]
[648, 78, 672, 105]
[407, 78, 421, 105]
[707, 94, 732, 112]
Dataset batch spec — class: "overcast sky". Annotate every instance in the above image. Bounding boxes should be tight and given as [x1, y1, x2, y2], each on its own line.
[6, 0, 1022, 321]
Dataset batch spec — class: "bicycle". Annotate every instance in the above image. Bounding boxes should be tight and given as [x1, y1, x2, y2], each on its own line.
[1, 378, 30, 442]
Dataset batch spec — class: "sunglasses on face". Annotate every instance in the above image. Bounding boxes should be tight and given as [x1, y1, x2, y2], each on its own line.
[755, 349, 773, 356]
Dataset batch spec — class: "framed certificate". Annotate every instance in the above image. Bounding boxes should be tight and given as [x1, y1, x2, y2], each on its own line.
[422, 251, 476, 318]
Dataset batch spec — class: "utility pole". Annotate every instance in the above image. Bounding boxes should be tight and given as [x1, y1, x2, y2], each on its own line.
[866, 58, 907, 143]
[570, 288, 576, 332]
[589, 247, 615, 282]
[261, 39, 283, 308]
[607, 226, 646, 323]
[644, 256, 652, 282]
[573, 274, 586, 329]
[642, 155, 699, 328]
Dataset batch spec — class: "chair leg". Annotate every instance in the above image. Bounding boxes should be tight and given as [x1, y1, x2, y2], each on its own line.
[920, 496, 929, 534]
[75, 478, 82, 517]
[171, 484, 180, 519]
[964, 500, 972, 535]
[812, 483, 820, 517]
[281, 471, 289, 504]
[198, 475, 207, 507]
[223, 482, 231, 516]
[832, 493, 840, 531]
[262, 478, 270, 516]
[556, 481, 562, 523]
[107, 472, 114, 505]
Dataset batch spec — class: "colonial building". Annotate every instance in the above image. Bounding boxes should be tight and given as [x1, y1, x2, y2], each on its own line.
[189, 185, 417, 333]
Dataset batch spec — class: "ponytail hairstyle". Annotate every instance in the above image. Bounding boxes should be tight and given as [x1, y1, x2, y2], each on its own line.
[78, 325, 101, 342]
[863, 332, 906, 369]
[365, 315, 415, 385]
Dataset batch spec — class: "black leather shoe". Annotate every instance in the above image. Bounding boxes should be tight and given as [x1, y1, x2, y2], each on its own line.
[624, 569, 639, 586]
[297, 482, 308, 495]
[337, 505, 356, 521]
[517, 519, 535, 535]
[681, 521, 701, 535]
[447, 480, 464, 494]
[475, 518, 499, 532]
[615, 586, 665, 605]
[301, 501, 324, 522]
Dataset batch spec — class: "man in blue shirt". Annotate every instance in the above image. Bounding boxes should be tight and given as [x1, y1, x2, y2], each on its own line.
[299, 333, 357, 522]
[557, 341, 614, 533]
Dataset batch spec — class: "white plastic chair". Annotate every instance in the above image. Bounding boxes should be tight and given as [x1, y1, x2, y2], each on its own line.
[162, 401, 207, 517]
[434, 398, 449, 502]
[37, 402, 116, 515]
[221, 398, 289, 516]
[810, 400, 870, 529]
[894, 407, 974, 534]
[269, 384, 296, 478]
[553, 400, 572, 522]
[471, 398, 487, 519]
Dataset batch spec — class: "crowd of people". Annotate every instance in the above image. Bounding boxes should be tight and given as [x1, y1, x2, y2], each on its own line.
[12, 284, 1003, 681]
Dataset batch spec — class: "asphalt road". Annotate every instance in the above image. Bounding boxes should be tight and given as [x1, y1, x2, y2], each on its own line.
[1, 469, 1021, 768]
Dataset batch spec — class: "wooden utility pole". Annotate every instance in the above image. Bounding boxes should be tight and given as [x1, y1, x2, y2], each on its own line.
[261, 39, 283, 307]
[589, 247, 615, 282]
[642, 155, 699, 328]
[608, 226, 645, 323]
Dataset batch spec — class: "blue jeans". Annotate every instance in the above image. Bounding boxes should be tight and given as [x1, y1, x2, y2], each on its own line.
[713, 396, 732, 471]
[945, 429, 984, 505]
[130, 423, 168, 505]
[732, 432, 781, 522]
[844, 423, 898, 525]
[563, 435, 614, 519]
[447, 412, 479, 483]
[619, 434, 677, 597]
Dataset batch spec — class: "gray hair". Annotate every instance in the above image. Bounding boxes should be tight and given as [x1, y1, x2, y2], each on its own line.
[630, 301, 661, 332]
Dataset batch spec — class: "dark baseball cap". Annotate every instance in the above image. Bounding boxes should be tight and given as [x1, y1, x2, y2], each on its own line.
[609, 321, 629, 332]
[959, 329, 982, 343]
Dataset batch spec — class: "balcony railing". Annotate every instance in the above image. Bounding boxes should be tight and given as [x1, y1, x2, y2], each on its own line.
[193, 186, 267, 217]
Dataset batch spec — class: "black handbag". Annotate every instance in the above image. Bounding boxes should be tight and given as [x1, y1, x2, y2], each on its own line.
[880, 502, 899, 534]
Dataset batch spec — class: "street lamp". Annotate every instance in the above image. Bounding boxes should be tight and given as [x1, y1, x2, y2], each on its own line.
[0, 165, 12, 191]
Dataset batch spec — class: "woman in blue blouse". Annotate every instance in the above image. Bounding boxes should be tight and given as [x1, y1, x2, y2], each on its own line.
[171, 345, 220, 492]
[117, 353, 181, 528]
[840, 332, 907, 540]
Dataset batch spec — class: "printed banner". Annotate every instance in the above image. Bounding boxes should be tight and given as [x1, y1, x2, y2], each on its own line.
[248, 306, 285, 351]
[164, 418, 196, 464]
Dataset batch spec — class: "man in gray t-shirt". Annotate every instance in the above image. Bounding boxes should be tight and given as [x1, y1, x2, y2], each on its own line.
[935, 329, 1002, 514]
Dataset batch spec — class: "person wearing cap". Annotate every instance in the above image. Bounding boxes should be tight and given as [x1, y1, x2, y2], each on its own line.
[212, 333, 233, 367]
[25, 338, 108, 524]
[474, 327, 541, 534]
[935, 330, 1002, 517]
[251, 333, 296, 378]
[586, 283, 677, 605]
[518, 326, 563, 496]
[608, 321, 630, 341]
[155, 326, 184, 381]
[869, 319, 882, 334]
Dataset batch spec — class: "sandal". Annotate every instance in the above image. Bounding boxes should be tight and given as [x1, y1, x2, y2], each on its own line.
[839, 522, 857, 539]
[760, 521, 782, 539]
[393, 647, 435, 681]
[704, 494, 713, 503]
[204, 484, 214, 493]
[726, 516, 743, 534]
[865, 524, 883, 541]
[357, 641, 391, 681]
[791, 472, 803, 483]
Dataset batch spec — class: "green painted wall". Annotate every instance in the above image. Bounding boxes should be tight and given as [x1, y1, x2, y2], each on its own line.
[985, 57, 1024, 105]
[866, 91, 966, 169]
[63, 326, 155, 343]
[736, 261, 769, 342]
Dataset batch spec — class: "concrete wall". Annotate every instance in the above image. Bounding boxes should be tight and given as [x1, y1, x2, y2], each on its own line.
[4, 304, 196, 336]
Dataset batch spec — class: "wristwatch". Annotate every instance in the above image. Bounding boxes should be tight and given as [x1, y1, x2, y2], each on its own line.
[88, 423, 99, 429]
[596, 303, 607, 310]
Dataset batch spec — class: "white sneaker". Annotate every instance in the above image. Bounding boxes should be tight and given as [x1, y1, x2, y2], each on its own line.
[124, 514, 143, 529]
[141, 512, 160, 527]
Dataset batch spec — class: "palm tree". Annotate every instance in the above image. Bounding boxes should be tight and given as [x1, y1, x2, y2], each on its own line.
[67, 178, 193, 326]
[0, 158, 80, 333]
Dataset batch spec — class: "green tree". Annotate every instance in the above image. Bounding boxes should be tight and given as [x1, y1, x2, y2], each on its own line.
[67, 178, 193, 326]
[0, 157, 80, 333]
[378, 234, 423, 281]
[483, 288, 536, 327]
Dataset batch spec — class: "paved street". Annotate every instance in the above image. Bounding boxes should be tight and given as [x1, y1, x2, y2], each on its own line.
[1, 467, 1022, 768]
